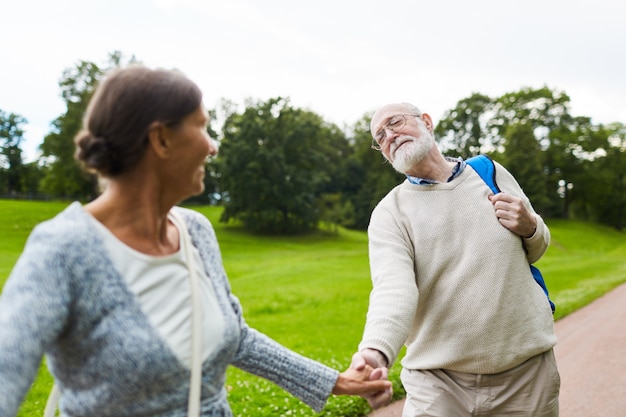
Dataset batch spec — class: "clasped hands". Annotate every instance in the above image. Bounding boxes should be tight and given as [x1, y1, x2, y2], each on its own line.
[332, 348, 393, 409]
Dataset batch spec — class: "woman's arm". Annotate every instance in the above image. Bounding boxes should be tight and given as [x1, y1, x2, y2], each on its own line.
[0, 225, 72, 416]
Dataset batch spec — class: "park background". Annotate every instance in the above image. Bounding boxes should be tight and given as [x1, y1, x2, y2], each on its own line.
[1, 0, 625, 415]
[2, 200, 625, 416]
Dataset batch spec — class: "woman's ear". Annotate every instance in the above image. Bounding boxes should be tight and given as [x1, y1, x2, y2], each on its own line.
[147, 122, 169, 158]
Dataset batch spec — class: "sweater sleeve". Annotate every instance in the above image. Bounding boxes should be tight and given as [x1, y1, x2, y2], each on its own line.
[0, 223, 72, 417]
[493, 161, 551, 264]
[358, 203, 419, 367]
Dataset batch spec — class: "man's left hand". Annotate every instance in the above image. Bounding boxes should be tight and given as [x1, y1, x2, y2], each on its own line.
[488, 193, 537, 238]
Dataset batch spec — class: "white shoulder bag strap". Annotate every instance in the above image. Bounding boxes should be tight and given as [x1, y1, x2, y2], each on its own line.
[171, 210, 204, 417]
[44, 384, 60, 417]
[44, 210, 203, 417]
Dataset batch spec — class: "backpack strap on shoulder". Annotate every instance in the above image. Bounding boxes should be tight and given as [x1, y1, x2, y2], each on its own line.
[466, 154, 501, 194]
[466, 154, 555, 313]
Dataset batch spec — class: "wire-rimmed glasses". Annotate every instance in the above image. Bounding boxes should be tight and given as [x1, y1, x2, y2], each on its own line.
[371, 113, 421, 151]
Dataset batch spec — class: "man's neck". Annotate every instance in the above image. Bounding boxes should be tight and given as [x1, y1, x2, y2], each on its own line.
[405, 155, 457, 183]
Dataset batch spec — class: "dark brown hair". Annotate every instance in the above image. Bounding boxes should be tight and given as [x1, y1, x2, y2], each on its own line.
[74, 65, 203, 177]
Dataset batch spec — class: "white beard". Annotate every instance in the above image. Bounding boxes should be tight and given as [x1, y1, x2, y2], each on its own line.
[390, 135, 434, 174]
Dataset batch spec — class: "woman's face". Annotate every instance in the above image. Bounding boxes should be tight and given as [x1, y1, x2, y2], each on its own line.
[163, 105, 218, 199]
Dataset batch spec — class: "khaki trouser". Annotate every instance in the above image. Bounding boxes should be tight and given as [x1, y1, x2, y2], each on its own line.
[401, 349, 560, 417]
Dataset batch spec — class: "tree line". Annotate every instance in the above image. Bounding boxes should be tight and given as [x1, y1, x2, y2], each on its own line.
[1, 52, 624, 233]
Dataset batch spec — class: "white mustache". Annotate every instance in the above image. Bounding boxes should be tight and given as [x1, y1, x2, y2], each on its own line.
[391, 136, 414, 156]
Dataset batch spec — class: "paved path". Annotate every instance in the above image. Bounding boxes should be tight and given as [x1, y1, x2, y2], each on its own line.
[368, 282, 626, 417]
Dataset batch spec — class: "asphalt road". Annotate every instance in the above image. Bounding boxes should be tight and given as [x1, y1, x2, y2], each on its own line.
[368, 282, 626, 417]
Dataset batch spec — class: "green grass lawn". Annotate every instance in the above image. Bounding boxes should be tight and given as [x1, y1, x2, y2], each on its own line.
[1, 200, 625, 417]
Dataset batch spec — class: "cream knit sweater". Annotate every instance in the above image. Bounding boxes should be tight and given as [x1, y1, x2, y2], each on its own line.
[359, 160, 556, 374]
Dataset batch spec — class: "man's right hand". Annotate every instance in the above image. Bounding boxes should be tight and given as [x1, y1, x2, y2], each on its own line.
[351, 349, 393, 409]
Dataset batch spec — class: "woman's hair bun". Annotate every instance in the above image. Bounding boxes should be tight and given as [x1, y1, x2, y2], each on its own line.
[74, 131, 114, 175]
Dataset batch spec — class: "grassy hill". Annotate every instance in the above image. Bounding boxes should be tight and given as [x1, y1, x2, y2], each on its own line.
[1, 200, 625, 416]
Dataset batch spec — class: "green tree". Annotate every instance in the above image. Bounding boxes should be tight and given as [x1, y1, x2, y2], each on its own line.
[0, 110, 27, 194]
[489, 87, 572, 145]
[489, 87, 575, 217]
[20, 161, 45, 197]
[602, 123, 626, 230]
[435, 93, 494, 158]
[314, 121, 355, 230]
[39, 60, 102, 199]
[574, 123, 626, 230]
[500, 122, 549, 214]
[39, 51, 136, 200]
[547, 116, 602, 219]
[317, 192, 355, 233]
[218, 97, 349, 234]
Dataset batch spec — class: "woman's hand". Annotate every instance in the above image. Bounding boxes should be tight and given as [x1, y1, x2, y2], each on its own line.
[348, 349, 394, 409]
[332, 364, 393, 408]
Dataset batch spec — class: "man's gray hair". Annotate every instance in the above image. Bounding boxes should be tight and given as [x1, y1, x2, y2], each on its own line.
[402, 103, 422, 116]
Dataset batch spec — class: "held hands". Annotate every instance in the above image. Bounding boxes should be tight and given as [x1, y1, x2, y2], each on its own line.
[488, 193, 537, 238]
[332, 363, 391, 400]
[347, 349, 393, 409]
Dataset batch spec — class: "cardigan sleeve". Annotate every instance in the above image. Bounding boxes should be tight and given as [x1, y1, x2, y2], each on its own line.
[231, 324, 339, 413]
[180, 208, 339, 413]
[0, 222, 73, 417]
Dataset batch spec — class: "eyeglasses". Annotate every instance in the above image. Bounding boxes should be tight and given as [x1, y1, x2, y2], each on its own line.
[371, 113, 422, 151]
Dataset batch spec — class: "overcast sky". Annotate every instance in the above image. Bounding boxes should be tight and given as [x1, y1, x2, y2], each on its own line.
[2, 0, 625, 161]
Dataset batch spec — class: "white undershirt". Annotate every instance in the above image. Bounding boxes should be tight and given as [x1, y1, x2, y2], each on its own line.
[88, 213, 225, 369]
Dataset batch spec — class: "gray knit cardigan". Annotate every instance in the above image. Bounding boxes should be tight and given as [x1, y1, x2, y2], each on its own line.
[0, 203, 338, 416]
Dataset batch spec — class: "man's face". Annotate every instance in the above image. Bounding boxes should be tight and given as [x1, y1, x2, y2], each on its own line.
[370, 104, 435, 174]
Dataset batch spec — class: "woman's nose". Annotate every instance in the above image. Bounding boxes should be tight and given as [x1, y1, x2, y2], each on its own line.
[206, 135, 219, 157]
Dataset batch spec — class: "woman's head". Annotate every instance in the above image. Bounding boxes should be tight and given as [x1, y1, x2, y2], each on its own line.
[74, 65, 203, 177]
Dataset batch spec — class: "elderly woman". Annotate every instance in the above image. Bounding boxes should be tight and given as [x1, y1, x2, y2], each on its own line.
[0, 65, 390, 416]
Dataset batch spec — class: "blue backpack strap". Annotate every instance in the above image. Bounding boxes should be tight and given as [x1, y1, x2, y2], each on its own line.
[466, 154, 555, 313]
[466, 154, 501, 194]
[531, 265, 556, 313]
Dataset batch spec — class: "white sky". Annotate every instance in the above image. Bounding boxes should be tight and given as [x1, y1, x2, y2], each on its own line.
[2, 0, 625, 161]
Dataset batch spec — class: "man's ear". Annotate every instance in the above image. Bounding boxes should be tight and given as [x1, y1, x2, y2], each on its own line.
[421, 113, 434, 132]
[147, 122, 170, 158]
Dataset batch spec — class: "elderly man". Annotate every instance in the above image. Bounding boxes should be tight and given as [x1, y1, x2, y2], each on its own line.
[353, 102, 559, 416]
